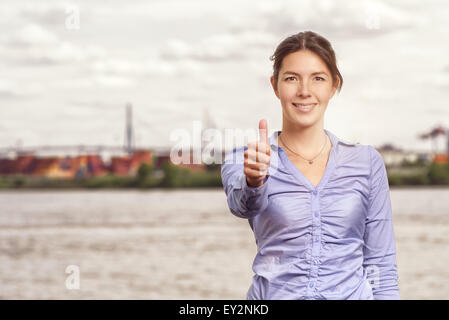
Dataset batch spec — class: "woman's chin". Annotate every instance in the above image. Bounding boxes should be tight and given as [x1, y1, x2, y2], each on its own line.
[291, 115, 318, 127]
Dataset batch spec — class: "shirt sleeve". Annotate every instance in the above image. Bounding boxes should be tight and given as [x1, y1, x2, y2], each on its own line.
[221, 146, 270, 219]
[363, 146, 401, 300]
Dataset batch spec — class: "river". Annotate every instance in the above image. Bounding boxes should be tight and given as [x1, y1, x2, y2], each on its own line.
[0, 188, 448, 299]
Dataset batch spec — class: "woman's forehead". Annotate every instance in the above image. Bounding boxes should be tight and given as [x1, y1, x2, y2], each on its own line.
[281, 51, 330, 75]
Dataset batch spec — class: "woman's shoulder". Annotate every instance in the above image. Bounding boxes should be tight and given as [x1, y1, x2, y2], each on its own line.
[334, 136, 382, 168]
[345, 141, 383, 165]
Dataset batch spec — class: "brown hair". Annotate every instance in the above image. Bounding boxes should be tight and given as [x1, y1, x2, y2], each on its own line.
[269, 31, 343, 93]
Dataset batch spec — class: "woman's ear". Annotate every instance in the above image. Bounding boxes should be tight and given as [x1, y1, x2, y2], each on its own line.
[330, 78, 339, 98]
[270, 75, 280, 99]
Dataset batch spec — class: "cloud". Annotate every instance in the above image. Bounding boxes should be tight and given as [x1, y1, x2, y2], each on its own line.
[6, 23, 59, 47]
[3, 23, 201, 78]
[92, 75, 136, 88]
[160, 31, 277, 62]
[17, 41, 85, 66]
[228, 0, 416, 39]
[0, 79, 42, 98]
[19, 2, 67, 27]
[2, 23, 107, 66]
[90, 55, 204, 78]
[157, 0, 419, 67]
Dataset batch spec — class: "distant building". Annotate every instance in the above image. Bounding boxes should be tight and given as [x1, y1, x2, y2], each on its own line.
[0, 153, 109, 178]
[0, 158, 17, 175]
[376, 144, 422, 167]
[110, 150, 153, 176]
[153, 154, 171, 169]
[433, 153, 449, 164]
[31, 157, 70, 178]
[73, 155, 109, 178]
[0, 147, 218, 178]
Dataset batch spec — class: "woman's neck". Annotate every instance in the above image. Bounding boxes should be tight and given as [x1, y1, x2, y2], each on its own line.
[279, 122, 328, 158]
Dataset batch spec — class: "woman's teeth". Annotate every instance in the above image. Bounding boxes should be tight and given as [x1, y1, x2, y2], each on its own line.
[293, 103, 316, 110]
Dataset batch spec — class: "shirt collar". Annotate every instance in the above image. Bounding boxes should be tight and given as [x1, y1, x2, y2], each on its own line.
[269, 129, 357, 152]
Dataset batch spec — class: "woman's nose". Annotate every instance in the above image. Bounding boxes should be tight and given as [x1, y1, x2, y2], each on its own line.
[297, 81, 311, 98]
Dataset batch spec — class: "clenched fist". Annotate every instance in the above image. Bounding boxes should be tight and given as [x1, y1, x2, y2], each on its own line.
[244, 119, 271, 187]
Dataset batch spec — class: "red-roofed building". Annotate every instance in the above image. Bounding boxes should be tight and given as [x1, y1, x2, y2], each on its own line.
[110, 157, 132, 176]
[128, 150, 152, 176]
[13, 155, 36, 173]
[111, 150, 153, 176]
[0, 158, 15, 174]
[25, 155, 108, 179]
[30, 157, 67, 178]
[154, 155, 171, 169]
[1, 150, 157, 178]
[433, 153, 449, 164]
[0, 154, 37, 175]
[0, 154, 109, 178]
[73, 155, 109, 178]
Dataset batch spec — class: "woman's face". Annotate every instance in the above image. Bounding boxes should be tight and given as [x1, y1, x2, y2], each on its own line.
[270, 49, 338, 129]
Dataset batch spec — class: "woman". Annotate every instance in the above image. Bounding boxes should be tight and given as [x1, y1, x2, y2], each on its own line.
[221, 31, 400, 300]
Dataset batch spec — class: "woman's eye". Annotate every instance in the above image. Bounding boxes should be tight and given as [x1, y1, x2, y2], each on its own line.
[285, 76, 324, 81]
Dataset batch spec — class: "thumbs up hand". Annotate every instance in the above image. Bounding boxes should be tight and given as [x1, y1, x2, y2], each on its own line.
[244, 119, 271, 187]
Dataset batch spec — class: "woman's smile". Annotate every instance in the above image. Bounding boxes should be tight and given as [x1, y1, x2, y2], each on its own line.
[292, 103, 317, 112]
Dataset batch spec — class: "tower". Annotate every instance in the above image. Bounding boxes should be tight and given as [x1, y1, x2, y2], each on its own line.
[447, 130, 449, 156]
[124, 103, 135, 155]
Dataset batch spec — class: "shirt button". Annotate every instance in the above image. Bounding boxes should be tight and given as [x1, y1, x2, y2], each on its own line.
[309, 282, 315, 288]
[312, 190, 317, 196]
[314, 211, 319, 217]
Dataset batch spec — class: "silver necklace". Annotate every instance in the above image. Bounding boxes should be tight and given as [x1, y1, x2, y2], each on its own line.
[279, 133, 327, 164]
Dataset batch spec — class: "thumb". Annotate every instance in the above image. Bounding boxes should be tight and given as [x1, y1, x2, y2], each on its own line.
[259, 119, 269, 153]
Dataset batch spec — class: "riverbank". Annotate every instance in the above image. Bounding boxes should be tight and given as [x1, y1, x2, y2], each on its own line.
[0, 162, 223, 189]
[0, 163, 448, 189]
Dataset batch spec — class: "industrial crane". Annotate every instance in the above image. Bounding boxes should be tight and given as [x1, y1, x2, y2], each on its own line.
[418, 125, 448, 156]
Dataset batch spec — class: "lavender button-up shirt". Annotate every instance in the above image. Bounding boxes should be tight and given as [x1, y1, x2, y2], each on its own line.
[221, 129, 400, 300]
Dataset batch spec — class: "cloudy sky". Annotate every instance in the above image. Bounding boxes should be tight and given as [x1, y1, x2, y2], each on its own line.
[1, 0, 448, 153]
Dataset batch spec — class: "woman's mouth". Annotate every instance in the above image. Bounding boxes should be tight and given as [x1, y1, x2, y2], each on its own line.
[292, 103, 317, 112]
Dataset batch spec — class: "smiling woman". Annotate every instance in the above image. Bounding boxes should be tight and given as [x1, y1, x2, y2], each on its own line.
[221, 31, 400, 300]
[269, 32, 343, 138]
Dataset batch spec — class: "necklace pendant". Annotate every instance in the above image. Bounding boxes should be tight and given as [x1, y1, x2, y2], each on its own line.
[309, 160, 313, 164]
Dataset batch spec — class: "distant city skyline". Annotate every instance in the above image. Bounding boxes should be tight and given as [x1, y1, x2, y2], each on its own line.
[1, 0, 449, 154]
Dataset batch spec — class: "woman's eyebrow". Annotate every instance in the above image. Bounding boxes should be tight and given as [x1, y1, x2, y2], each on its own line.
[283, 71, 328, 76]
